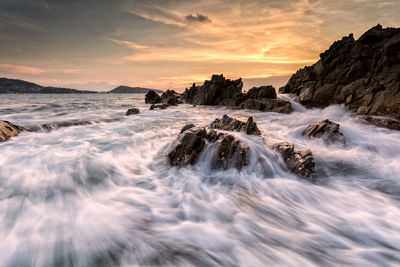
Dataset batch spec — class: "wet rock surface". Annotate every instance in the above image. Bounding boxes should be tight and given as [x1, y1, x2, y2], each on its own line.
[150, 104, 169, 110]
[0, 121, 24, 142]
[358, 115, 400, 130]
[210, 115, 261, 135]
[145, 90, 161, 104]
[182, 75, 293, 114]
[303, 119, 345, 144]
[126, 107, 140, 116]
[160, 90, 182, 106]
[272, 142, 316, 179]
[280, 24, 400, 127]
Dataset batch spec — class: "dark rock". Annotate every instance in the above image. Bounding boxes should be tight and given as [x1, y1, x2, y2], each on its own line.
[212, 133, 249, 170]
[167, 127, 207, 166]
[182, 75, 293, 114]
[280, 24, 400, 128]
[0, 121, 24, 142]
[126, 107, 140, 116]
[272, 142, 316, 179]
[359, 115, 400, 130]
[145, 90, 161, 104]
[210, 115, 261, 135]
[236, 98, 293, 114]
[302, 119, 345, 144]
[150, 104, 169, 110]
[180, 123, 195, 134]
[160, 90, 182, 106]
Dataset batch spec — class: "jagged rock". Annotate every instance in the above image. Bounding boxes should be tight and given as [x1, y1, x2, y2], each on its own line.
[183, 74, 243, 106]
[280, 24, 400, 129]
[358, 115, 400, 130]
[236, 98, 293, 114]
[126, 107, 140, 116]
[160, 90, 182, 106]
[210, 115, 261, 135]
[150, 104, 169, 110]
[0, 121, 24, 142]
[145, 90, 161, 104]
[246, 85, 277, 99]
[302, 119, 345, 144]
[182, 75, 293, 114]
[213, 134, 249, 170]
[272, 142, 316, 179]
[168, 127, 207, 166]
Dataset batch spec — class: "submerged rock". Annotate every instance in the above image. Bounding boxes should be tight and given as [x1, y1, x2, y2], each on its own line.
[150, 104, 169, 110]
[145, 90, 161, 104]
[210, 115, 261, 135]
[0, 121, 24, 142]
[280, 24, 400, 128]
[302, 119, 345, 144]
[182, 75, 293, 114]
[126, 107, 140, 116]
[272, 142, 316, 179]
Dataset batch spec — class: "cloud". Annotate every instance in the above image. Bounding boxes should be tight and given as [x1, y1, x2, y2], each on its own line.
[185, 13, 211, 23]
[0, 9, 44, 31]
[0, 64, 89, 75]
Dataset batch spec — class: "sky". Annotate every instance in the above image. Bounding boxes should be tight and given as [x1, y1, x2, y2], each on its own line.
[0, 0, 399, 92]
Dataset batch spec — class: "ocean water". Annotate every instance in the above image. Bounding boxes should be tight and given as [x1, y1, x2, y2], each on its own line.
[0, 93, 400, 266]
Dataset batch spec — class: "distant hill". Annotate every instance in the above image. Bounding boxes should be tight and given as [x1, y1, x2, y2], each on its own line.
[0, 78, 97, 94]
[108, 86, 163, 94]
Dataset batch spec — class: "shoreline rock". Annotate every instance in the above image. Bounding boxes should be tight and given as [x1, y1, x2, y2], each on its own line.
[0, 121, 24, 142]
[126, 107, 140, 116]
[302, 119, 345, 144]
[210, 115, 261, 135]
[145, 90, 161, 104]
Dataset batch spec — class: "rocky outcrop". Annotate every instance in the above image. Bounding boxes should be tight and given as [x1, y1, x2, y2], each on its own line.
[302, 119, 345, 144]
[210, 115, 261, 135]
[182, 75, 293, 114]
[150, 104, 169, 110]
[272, 142, 316, 179]
[126, 107, 140, 116]
[160, 90, 182, 106]
[145, 90, 161, 104]
[359, 116, 400, 130]
[280, 24, 400, 126]
[0, 121, 24, 142]
[168, 116, 316, 179]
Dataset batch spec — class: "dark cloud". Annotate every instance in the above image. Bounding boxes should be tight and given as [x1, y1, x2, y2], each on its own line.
[184, 13, 211, 23]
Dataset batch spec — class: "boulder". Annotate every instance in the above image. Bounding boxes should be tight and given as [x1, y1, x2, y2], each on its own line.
[280, 24, 400, 129]
[145, 90, 161, 104]
[160, 90, 182, 106]
[272, 142, 316, 179]
[246, 85, 277, 99]
[302, 119, 345, 144]
[358, 115, 400, 130]
[210, 115, 261, 135]
[213, 133, 249, 170]
[236, 98, 293, 114]
[150, 104, 169, 110]
[126, 107, 140, 116]
[0, 121, 24, 142]
[180, 123, 195, 134]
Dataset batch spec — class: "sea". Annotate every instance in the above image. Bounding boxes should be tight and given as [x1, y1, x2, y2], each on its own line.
[0, 93, 400, 266]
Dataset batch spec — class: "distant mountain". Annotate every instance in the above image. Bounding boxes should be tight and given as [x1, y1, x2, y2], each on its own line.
[0, 78, 97, 94]
[108, 86, 163, 94]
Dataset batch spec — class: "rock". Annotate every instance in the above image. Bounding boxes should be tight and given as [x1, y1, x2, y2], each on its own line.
[180, 123, 195, 134]
[0, 121, 24, 142]
[246, 85, 277, 99]
[302, 119, 345, 144]
[167, 127, 207, 166]
[237, 98, 293, 114]
[126, 107, 140, 116]
[213, 133, 249, 170]
[145, 90, 161, 104]
[272, 142, 316, 179]
[160, 90, 182, 106]
[358, 115, 400, 130]
[280, 24, 400, 129]
[150, 104, 169, 110]
[210, 115, 261, 135]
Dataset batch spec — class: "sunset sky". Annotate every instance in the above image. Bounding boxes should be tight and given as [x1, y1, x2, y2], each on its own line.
[0, 0, 399, 91]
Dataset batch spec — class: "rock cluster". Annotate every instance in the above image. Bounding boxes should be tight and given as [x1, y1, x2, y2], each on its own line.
[126, 107, 140, 116]
[167, 115, 316, 179]
[0, 121, 24, 142]
[145, 90, 161, 104]
[182, 74, 293, 114]
[160, 90, 182, 106]
[302, 119, 345, 144]
[272, 142, 316, 179]
[280, 24, 400, 125]
[210, 114, 261, 135]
